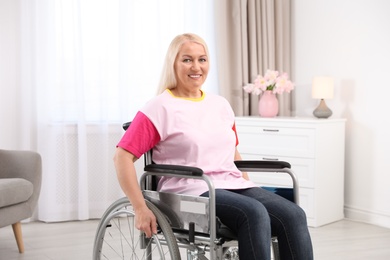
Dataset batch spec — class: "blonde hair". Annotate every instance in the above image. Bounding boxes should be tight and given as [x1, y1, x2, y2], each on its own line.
[157, 33, 210, 94]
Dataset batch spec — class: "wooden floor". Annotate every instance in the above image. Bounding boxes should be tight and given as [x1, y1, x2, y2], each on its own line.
[1, 219, 390, 259]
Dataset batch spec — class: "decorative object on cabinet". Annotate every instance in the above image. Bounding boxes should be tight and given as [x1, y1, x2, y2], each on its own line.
[312, 76, 334, 119]
[235, 116, 346, 227]
[258, 91, 279, 117]
[243, 70, 294, 117]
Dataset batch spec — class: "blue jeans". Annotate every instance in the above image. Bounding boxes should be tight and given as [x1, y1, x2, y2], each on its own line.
[201, 188, 313, 260]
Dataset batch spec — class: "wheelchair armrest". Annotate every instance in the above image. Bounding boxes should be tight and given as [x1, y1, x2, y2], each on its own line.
[234, 160, 300, 205]
[144, 164, 203, 177]
[234, 160, 291, 170]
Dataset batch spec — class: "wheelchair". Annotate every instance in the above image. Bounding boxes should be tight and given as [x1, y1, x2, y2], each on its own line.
[92, 122, 300, 260]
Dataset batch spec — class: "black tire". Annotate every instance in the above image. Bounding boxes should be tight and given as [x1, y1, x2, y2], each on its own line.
[93, 197, 181, 260]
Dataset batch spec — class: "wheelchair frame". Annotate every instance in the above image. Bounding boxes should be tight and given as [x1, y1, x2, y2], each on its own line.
[93, 123, 300, 259]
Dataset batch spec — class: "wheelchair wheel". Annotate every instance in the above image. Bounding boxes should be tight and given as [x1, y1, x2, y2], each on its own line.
[93, 197, 181, 260]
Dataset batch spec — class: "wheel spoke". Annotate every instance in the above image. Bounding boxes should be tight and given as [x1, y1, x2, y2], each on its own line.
[93, 198, 181, 260]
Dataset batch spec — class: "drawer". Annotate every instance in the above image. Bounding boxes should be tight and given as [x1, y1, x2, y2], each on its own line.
[236, 125, 316, 158]
[298, 188, 315, 221]
[243, 154, 315, 188]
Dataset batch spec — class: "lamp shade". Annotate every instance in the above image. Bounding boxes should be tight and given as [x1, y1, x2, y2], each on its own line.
[312, 76, 334, 99]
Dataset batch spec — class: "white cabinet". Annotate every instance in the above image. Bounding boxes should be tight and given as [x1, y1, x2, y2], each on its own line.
[235, 116, 346, 227]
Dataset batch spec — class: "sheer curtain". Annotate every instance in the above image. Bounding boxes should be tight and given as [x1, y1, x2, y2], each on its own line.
[214, 0, 292, 116]
[20, 0, 217, 222]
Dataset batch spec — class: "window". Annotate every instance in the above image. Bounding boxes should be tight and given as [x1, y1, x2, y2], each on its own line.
[45, 0, 217, 122]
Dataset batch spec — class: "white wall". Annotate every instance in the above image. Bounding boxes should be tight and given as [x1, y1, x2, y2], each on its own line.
[292, 0, 390, 228]
[0, 0, 21, 149]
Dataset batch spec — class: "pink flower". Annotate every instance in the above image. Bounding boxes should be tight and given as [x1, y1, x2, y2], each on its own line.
[254, 76, 268, 91]
[243, 84, 255, 93]
[264, 70, 279, 84]
[243, 70, 294, 95]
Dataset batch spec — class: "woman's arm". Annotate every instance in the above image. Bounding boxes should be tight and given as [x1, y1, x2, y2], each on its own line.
[113, 147, 157, 237]
[234, 148, 250, 181]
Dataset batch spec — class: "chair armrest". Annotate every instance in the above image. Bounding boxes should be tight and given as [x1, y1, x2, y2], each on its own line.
[0, 149, 42, 212]
[234, 160, 291, 170]
[144, 164, 203, 177]
[145, 160, 290, 177]
[234, 160, 300, 205]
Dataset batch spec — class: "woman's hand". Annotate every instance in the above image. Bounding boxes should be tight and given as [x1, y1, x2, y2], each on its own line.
[242, 171, 250, 181]
[135, 206, 158, 238]
[234, 147, 251, 181]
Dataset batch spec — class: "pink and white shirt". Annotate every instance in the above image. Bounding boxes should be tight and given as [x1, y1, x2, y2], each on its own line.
[117, 89, 256, 196]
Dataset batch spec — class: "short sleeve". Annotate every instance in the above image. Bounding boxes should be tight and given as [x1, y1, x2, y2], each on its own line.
[117, 111, 161, 158]
[232, 122, 239, 146]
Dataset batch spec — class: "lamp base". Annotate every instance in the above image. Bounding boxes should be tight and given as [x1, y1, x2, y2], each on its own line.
[313, 99, 332, 119]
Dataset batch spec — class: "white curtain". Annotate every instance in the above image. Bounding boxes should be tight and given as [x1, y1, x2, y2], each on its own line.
[20, 0, 217, 222]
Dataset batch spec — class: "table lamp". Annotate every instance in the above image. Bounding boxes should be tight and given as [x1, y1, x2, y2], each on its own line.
[312, 76, 334, 119]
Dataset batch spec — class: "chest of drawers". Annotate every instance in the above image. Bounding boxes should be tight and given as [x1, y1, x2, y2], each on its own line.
[235, 116, 346, 227]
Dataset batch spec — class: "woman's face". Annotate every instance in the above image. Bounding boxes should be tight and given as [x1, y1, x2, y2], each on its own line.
[174, 41, 209, 94]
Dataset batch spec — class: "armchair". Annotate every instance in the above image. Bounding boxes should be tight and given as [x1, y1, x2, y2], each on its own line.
[0, 149, 42, 253]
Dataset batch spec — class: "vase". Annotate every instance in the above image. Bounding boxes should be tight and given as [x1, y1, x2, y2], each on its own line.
[258, 90, 279, 117]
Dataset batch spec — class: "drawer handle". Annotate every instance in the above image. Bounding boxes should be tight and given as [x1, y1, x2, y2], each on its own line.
[263, 128, 279, 132]
[262, 157, 279, 161]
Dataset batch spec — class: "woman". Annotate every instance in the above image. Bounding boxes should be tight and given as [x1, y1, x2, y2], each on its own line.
[114, 33, 313, 259]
